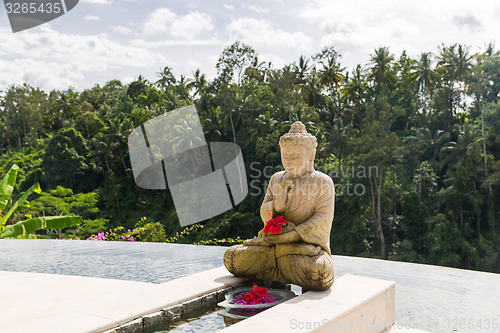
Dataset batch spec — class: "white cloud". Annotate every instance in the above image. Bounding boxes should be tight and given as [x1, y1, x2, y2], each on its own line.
[452, 14, 482, 33]
[80, 0, 112, 4]
[242, 4, 268, 14]
[142, 8, 214, 39]
[142, 8, 177, 36]
[130, 38, 219, 48]
[84, 15, 100, 21]
[0, 26, 167, 91]
[112, 25, 133, 35]
[170, 11, 214, 39]
[226, 18, 311, 50]
[223, 4, 234, 10]
[258, 53, 287, 69]
[298, 0, 500, 67]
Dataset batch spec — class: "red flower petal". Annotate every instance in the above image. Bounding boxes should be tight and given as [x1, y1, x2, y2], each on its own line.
[263, 215, 289, 234]
[244, 293, 256, 303]
[254, 286, 269, 297]
[269, 225, 279, 234]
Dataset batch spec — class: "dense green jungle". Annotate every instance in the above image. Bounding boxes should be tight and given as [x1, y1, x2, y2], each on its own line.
[1, 42, 500, 272]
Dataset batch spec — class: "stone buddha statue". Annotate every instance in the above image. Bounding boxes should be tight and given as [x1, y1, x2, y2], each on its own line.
[224, 121, 335, 290]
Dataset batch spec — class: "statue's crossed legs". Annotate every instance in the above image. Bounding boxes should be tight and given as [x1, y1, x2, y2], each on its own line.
[224, 243, 334, 290]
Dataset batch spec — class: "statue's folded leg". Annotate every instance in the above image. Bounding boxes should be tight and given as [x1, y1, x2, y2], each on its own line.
[224, 244, 284, 281]
[277, 250, 334, 290]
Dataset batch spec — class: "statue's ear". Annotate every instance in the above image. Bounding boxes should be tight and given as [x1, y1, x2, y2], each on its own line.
[307, 147, 316, 160]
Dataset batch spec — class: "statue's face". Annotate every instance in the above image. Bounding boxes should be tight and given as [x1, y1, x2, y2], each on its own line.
[281, 145, 314, 177]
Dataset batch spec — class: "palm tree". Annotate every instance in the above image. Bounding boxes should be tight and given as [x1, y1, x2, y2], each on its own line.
[293, 55, 310, 85]
[188, 69, 208, 98]
[341, 65, 368, 125]
[441, 123, 481, 171]
[437, 44, 473, 115]
[243, 57, 267, 82]
[409, 52, 441, 112]
[89, 133, 116, 172]
[202, 107, 227, 141]
[369, 47, 396, 89]
[422, 128, 451, 163]
[155, 67, 176, 91]
[300, 69, 325, 108]
[174, 75, 192, 100]
[342, 65, 367, 104]
[322, 118, 358, 167]
[319, 57, 344, 92]
[440, 166, 483, 235]
[107, 116, 131, 173]
[454, 44, 474, 83]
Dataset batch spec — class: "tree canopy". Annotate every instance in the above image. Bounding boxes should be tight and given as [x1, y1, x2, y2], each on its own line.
[1, 41, 499, 272]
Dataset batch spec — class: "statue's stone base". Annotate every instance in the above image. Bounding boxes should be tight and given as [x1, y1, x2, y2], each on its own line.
[220, 274, 396, 333]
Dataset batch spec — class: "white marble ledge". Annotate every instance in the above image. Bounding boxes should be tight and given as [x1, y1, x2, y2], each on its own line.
[0, 266, 246, 333]
[220, 274, 396, 333]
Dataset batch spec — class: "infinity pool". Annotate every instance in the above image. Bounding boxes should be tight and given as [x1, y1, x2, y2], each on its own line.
[1, 239, 499, 332]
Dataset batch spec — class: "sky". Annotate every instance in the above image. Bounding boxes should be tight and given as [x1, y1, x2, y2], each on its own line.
[0, 0, 499, 92]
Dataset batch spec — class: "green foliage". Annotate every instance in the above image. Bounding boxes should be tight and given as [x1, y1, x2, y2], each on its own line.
[18, 185, 104, 239]
[134, 217, 166, 242]
[427, 214, 463, 267]
[77, 218, 108, 239]
[1, 215, 81, 239]
[1, 43, 500, 272]
[165, 223, 204, 243]
[42, 128, 88, 190]
[389, 240, 420, 263]
[0, 164, 81, 239]
[195, 237, 244, 246]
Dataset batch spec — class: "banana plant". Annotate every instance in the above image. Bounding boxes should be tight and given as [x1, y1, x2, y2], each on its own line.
[0, 164, 81, 239]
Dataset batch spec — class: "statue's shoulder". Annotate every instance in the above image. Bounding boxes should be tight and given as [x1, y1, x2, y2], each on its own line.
[311, 170, 334, 186]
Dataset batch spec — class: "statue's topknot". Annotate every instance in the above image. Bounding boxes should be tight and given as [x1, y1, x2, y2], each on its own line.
[279, 121, 317, 149]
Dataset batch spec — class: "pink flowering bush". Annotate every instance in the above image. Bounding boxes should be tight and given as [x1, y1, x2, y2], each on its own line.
[87, 226, 137, 241]
[60, 216, 245, 245]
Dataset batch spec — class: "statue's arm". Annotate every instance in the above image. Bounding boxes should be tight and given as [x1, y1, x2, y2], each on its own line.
[260, 175, 275, 224]
[294, 176, 335, 254]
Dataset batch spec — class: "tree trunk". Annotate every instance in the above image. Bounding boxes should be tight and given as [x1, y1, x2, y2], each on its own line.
[481, 101, 496, 236]
[118, 146, 127, 173]
[460, 204, 463, 228]
[229, 112, 236, 144]
[477, 213, 481, 237]
[370, 174, 386, 259]
[418, 168, 422, 201]
[15, 130, 22, 150]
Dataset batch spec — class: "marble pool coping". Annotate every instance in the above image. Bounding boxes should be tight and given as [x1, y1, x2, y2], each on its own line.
[0, 266, 244, 333]
[1, 265, 428, 333]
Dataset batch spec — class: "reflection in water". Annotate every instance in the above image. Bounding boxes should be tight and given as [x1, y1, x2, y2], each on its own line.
[163, 307, 227, 333]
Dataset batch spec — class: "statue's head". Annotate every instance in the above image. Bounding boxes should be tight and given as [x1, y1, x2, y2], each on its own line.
[279, 121, 317, 177]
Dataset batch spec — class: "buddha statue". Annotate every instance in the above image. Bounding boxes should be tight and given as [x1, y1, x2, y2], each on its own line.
[224, 121, 335, 290]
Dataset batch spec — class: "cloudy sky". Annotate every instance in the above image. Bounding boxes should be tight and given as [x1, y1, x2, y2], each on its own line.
[1, 0, 499, 92]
